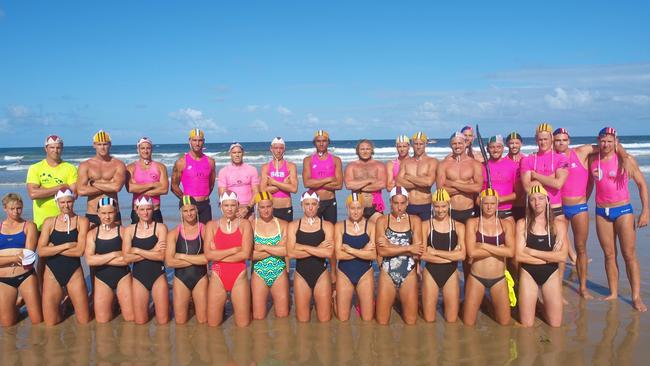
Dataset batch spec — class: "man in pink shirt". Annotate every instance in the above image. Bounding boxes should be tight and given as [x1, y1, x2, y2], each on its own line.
[505, 131, 526, 221]
[481, 135, 518, 221]
[218, 142, 260, 219]
[126, 137, 169, 223]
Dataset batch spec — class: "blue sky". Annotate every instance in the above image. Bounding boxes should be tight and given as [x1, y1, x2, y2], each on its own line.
[1, 1, 649, 147]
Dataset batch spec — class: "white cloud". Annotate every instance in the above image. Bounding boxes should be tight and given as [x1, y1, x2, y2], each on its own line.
[305, 113, 319, 125]
[544, 88, 592, 109]
[277, 105, 293, 116]
[415, 102, 440, 120]
[7, 105, 30, 118]
[245, 104, 270, 112]
[250, 119, 269, 131]
[169, 107, 226, 133]
[612, 95, 650, 105]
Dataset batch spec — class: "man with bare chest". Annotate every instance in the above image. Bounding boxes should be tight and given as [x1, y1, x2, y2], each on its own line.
[397, 132, 437, 220]
[436, 132, 483, 223]
[77, 130, 127, 227]
[344, 139, 387, 224]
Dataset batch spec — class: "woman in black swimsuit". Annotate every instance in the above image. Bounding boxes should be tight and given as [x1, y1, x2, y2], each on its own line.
[421, 189, 465, 323]
[37, 188, 90, 325]
[123, 196, 169, 325]
[85, 197, 134, 323]
[165, 196, 208, 324]
[516, 185, 567, 327]
[287, 190, 334, 322]
[463, 189, 515, 326]
[0, 193, 42, 326]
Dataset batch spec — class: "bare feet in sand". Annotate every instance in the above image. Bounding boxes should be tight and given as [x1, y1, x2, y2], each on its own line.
[579, 289, 594, 300]
[602, 293, 618, 301]
[633, 298, 647, 312]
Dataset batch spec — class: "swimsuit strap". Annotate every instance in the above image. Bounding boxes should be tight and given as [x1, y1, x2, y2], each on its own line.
[133, 221, 139, 239]
[364, 218, 368, 233]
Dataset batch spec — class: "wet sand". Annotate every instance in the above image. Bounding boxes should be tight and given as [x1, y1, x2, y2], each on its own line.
[1, 185, 649, 365]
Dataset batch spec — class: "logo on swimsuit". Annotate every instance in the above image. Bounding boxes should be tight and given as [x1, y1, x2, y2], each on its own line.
[571, 162, 577, 168]
[313, 164, 317, 169]
[270, 171, 285, 178]
[187, 165, 193, 170]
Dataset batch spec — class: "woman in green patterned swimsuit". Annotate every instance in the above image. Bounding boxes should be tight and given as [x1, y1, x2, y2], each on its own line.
[251, 192, 290, 319]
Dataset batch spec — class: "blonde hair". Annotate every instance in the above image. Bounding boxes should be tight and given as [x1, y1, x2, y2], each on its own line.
[2, 193, 23, 207]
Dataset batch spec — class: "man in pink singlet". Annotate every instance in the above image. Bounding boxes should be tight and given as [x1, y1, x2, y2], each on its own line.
[481, 135, 518, 220]
[589, 127, 648, 311]
[386, 135, 411, 192]
[344, 139, 387, 224]
[260, 137, 298, 222]
[554, 127, 630, 298]
[126, 137, 169, 224]
[505, 132, 527, 221]
[218, 142, 260, 220]
[171, 128, 216, 224]
[302, 130, 343, 224]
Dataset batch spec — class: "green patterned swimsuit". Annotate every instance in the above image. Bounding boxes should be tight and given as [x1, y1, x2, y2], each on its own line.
[253, 218, 286, 287]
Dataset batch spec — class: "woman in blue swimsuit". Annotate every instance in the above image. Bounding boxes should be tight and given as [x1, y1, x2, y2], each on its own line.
[37, 188, 90, 325]
[375, 187, 423, 325]
[334, 193, 376, 321]
[0, 193, 42, 326]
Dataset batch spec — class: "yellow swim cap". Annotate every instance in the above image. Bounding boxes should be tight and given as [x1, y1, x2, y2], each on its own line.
[536, 123, 553, 134]
[254, 191, 273, 204]
[529, 184, 548, 197]
[412, 131, 428, 141]
[346, 192, 364, 206]
[432, 188, 451, 203]
[189, 128, 205, 139]
[480, 188, 499, 198]
[93, 130, 111, 143]
[314, 130, 329, 139]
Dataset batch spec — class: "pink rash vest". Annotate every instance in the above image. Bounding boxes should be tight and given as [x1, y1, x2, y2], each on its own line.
[521, 149, 569, 205]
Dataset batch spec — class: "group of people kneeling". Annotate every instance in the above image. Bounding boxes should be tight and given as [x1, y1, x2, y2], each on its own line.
[1, 180, 566, 328]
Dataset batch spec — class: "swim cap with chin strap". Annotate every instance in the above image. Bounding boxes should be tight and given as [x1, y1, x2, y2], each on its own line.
[300, 190, 320, 202]
[598, 127, 617, 138]
[346, 192, 364, 206]
[450, 131, 465, 141]
[93, 130, 111, 143]
[54, 188, 74, 201]
[271, 137, 285, 146]
[390, 186, 409, 199]
[97, 196, 116, 209]
[134, 196, 153, 207]
[220, 190, 238, 203]
[460, 125, 473, 133]
[432, 188, 451, 202]
[254, 191, 273, 204]
[179, 195, 197, 209]
[314, 130, 329, 139]
[189, 128, 205, 139]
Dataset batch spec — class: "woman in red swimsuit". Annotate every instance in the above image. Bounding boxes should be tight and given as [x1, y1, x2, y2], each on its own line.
[204, 191, 252, 327]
